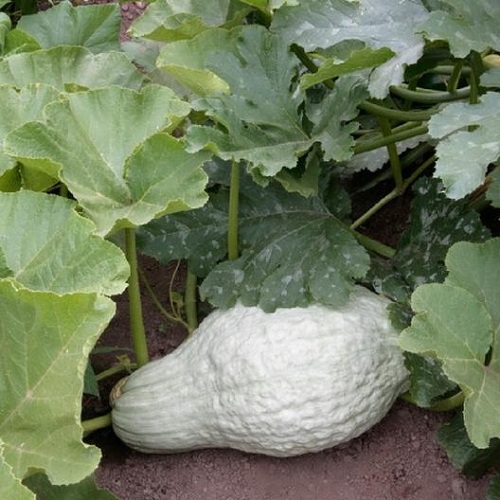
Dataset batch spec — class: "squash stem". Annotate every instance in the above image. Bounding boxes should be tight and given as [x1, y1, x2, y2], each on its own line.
[377, 116, 403, 192]
[184, 269, 198, 333]
[228, 160, 240, 261]
[124, 227, 149, 367]
[350, 154, 436, 230]
[95, 358, 137, 382]
[82, 413, 112, 437]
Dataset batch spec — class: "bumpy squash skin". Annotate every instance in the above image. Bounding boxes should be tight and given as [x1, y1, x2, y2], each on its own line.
[111, 286, 409, 457]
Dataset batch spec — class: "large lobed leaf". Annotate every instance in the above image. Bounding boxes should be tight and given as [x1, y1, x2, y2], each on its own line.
[418, 0, 500, 58]
[0, 46, 144, 90]
[139, 170, 370, 312]
[400, 239, 500, 448]
[128, 0, 249, 42]
[0, 280, 115, 486]
[0, 84, 60, 181]
[158, 25, 367, 179]
[5, 86, 211, 235]
[428, 92, 500, 199]
[0, 191, 129, 295]
[270, 0, 429, 97]
[17, 1, 121, 53]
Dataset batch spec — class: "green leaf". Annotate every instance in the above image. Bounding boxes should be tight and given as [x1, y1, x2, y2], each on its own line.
[394, 177, 490, 290]
[0, 442, 34, 500]
[418, 0, 500, 58]
[0, 84, 60, 179]
[400, 239, 500, 448]
[137, 191, 229, 276]
[437, 414, 500, 479]
[0, 12, 10, 54]
[5, 86, 210, 235]
[160, 26, 366, 177]
[271, 0, 429, 97]
[140, 171, 369, 311]
[0, 191, 129, 295]
[300, 47, 394, 90]
[428, 92, 500, 199]
[24, 473, 116, 499]
[487, 476, 500, 500]
[17, 1, 121, 53]
[0, 281, 115, 485]
[403, 352, 457, 408]
[0, 45, 144, 90]
[129, 0, 248, 42]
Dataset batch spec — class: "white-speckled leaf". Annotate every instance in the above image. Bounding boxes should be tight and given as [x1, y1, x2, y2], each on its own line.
[418, 0, 500, 58]
[428, 92, 500, 199]
[271, 0, 429, 97]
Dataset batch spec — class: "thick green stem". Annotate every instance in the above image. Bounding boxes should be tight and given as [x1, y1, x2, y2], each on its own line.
[468, 51, 483, 105]
[377, 116, 403, 192]
[228, 160, 240, 261]
[390, 84, 470, 103]
[352, 232, 395, 258]
[124, 227, 149, 367]
[184, 269, 198, 333]
[353, 124, 428, 155]
[351, 154, 436, 230]
[358, 100, 438, 122]
[400, 391, 465, 412]
[82, 413, 112, 436]
[95, 360, 137, 382]
[447, 60, 464, 92]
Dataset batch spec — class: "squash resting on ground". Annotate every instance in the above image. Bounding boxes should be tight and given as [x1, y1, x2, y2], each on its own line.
[111, 286, 409, 457]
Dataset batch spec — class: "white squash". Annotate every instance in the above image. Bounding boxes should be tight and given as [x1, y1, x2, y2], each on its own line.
[111, 286, 409, 457]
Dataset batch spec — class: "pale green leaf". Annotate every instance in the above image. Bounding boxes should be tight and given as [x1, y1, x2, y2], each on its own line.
[24, 473, 116, 499]
[0, 12, 10, 54]
[0, 46, 144, 90]
[129, 0, 247, 42]
[400, 239, 500, 448]
[300, 47, 394, 90]
[271, 0, 428, 97]
[17, 1, 121, 53]
[0, 442, 34, 500]
[481, 67, 500, 88]
[0, 84, 60, 177]
[428, 92, 500, 199]
[418, 0, 500, 58]
[444, 239, 500, 334]
[0, 281, 115, 484]
[0, 191, 129, 295]
[5, 86, 209, 235]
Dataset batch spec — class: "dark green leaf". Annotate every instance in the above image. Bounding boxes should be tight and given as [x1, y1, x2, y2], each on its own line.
[487, 476, 500, 500]
[403, 352, 457, 407]
[394, 177, 490, 290]
[438, 414, 500, 479]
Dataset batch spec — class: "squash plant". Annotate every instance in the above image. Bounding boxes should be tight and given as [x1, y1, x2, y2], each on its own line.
[0, 0, 499, 497]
